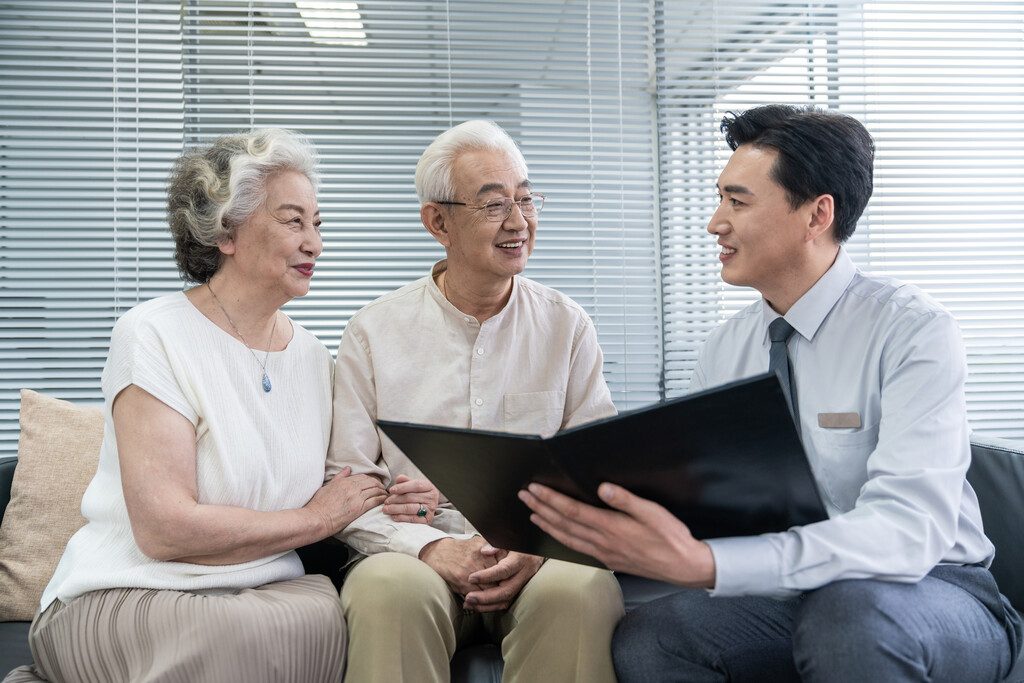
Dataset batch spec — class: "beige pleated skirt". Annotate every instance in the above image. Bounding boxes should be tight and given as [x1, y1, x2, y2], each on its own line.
[2, 574, 346, 683]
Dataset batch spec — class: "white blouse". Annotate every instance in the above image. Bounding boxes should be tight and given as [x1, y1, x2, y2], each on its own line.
[42, 291, 334, 609]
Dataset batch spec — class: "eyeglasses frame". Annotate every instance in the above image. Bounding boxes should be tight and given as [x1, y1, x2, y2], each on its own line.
[434, 193, 546, 222]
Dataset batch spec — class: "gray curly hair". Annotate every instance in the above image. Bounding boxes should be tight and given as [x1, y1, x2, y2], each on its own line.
[166, 128, 319, 283]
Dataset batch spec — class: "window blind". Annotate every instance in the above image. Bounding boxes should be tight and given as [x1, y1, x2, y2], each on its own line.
[657, 0, 1024, 438]
[0, 0, 661, 456]
[2, 0, 1022, 456]
[0, 1, 186, 455]
[180, 0, 662, 410]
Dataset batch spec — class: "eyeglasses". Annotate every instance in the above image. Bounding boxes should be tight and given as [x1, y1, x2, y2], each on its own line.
[436, 193, 545, 222]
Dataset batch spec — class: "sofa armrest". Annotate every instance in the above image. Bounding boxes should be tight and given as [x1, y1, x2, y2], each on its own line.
[0, 456, 16, 525]
[967, 436, 1024, 613]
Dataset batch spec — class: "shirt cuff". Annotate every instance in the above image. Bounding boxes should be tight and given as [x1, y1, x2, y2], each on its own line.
[706, 535, 791, 598]
[387, 523, 474, 559]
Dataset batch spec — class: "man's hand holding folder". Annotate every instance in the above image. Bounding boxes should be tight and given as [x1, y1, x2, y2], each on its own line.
[519, 481, 717, 588]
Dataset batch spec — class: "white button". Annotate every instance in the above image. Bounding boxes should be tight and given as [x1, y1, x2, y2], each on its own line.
[474, 398, 483, 406]
[464, 317, 473, 323]
[476, 347, 484, 355]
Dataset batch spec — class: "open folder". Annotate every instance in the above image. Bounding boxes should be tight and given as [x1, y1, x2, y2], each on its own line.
[377, 373, 827, 568]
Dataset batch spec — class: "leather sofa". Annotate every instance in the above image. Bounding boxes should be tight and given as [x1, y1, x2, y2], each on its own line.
[2, 436, 1023, 682]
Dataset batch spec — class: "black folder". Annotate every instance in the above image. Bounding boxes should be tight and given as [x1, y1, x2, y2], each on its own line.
[377, 373, 827, 568]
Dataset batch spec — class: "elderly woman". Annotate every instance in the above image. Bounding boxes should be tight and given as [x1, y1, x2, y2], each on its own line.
[3, 129, 389, 683]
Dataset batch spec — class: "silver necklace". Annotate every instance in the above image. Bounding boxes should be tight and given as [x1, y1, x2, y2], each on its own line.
[206, 281, 277, 392]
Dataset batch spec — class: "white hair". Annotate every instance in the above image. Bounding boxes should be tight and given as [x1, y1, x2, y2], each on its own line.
[414, 120, 528, 204]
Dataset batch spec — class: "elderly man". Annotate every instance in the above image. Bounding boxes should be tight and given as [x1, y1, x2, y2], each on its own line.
[327, 120, 623, 683]
[521, 105, 1022, 682]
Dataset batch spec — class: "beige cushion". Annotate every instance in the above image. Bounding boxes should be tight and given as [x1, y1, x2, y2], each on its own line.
[0, 389, 104, 621]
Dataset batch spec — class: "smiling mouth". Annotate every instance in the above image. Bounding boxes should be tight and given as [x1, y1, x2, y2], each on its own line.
[498, 241, 523, 249]
[721, 247, 736, 255]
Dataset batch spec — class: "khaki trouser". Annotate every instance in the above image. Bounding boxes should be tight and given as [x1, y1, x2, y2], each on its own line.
[341, 552, 624, 683]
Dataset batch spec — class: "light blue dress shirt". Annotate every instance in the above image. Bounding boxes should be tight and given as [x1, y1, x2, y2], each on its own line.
[695, 248, 994, 598]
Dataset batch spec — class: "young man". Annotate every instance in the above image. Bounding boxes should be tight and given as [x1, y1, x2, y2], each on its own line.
[327, 120, 623, 683]
[521, 104, 1022, 682]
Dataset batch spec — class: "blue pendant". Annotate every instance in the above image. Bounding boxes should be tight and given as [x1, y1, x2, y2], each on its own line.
[262, 372, 272, 392]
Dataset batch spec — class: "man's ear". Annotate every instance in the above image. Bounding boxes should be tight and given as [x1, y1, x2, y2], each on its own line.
[421, 203, 452, 248]
[806, 194, 835, 243]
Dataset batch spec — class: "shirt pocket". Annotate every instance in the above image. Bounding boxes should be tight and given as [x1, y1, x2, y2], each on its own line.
[503, 390, 566, 437]
[806, 423, 880, 513]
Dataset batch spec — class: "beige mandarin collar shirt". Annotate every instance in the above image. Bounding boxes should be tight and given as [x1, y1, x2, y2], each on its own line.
[328, 260, 616, 559]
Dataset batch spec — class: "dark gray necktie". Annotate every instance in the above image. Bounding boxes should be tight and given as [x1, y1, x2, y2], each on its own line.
[768, 318, 799, 427]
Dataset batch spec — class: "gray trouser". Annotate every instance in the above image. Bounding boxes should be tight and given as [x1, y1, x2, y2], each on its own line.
[613, 564, 1021, 683]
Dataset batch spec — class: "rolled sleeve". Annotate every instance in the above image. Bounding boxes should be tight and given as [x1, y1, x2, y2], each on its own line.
[340, 507, 475, 559]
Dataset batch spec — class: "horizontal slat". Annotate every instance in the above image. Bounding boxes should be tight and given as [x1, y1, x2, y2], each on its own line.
[0, 0, 661, 456]
[657, 0, 1024, 437]
[3, 0, 1023, 457]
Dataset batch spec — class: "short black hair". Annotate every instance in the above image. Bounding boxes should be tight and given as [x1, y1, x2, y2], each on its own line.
[720, 104, 874, 243]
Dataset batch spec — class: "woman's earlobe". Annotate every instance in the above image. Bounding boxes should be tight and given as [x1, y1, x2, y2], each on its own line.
[216, 234, 236, 255]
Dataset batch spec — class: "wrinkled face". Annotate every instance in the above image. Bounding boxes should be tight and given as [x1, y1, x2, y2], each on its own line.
[707, 145, 814, 298]
[441, 148, 536, 287]
[221, 169, 322, 303]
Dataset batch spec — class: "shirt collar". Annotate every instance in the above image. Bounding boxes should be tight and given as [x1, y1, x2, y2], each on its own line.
[428, 259, 519, 324]
[760, 247, 857, 343]
[428, 259, 451, 309]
